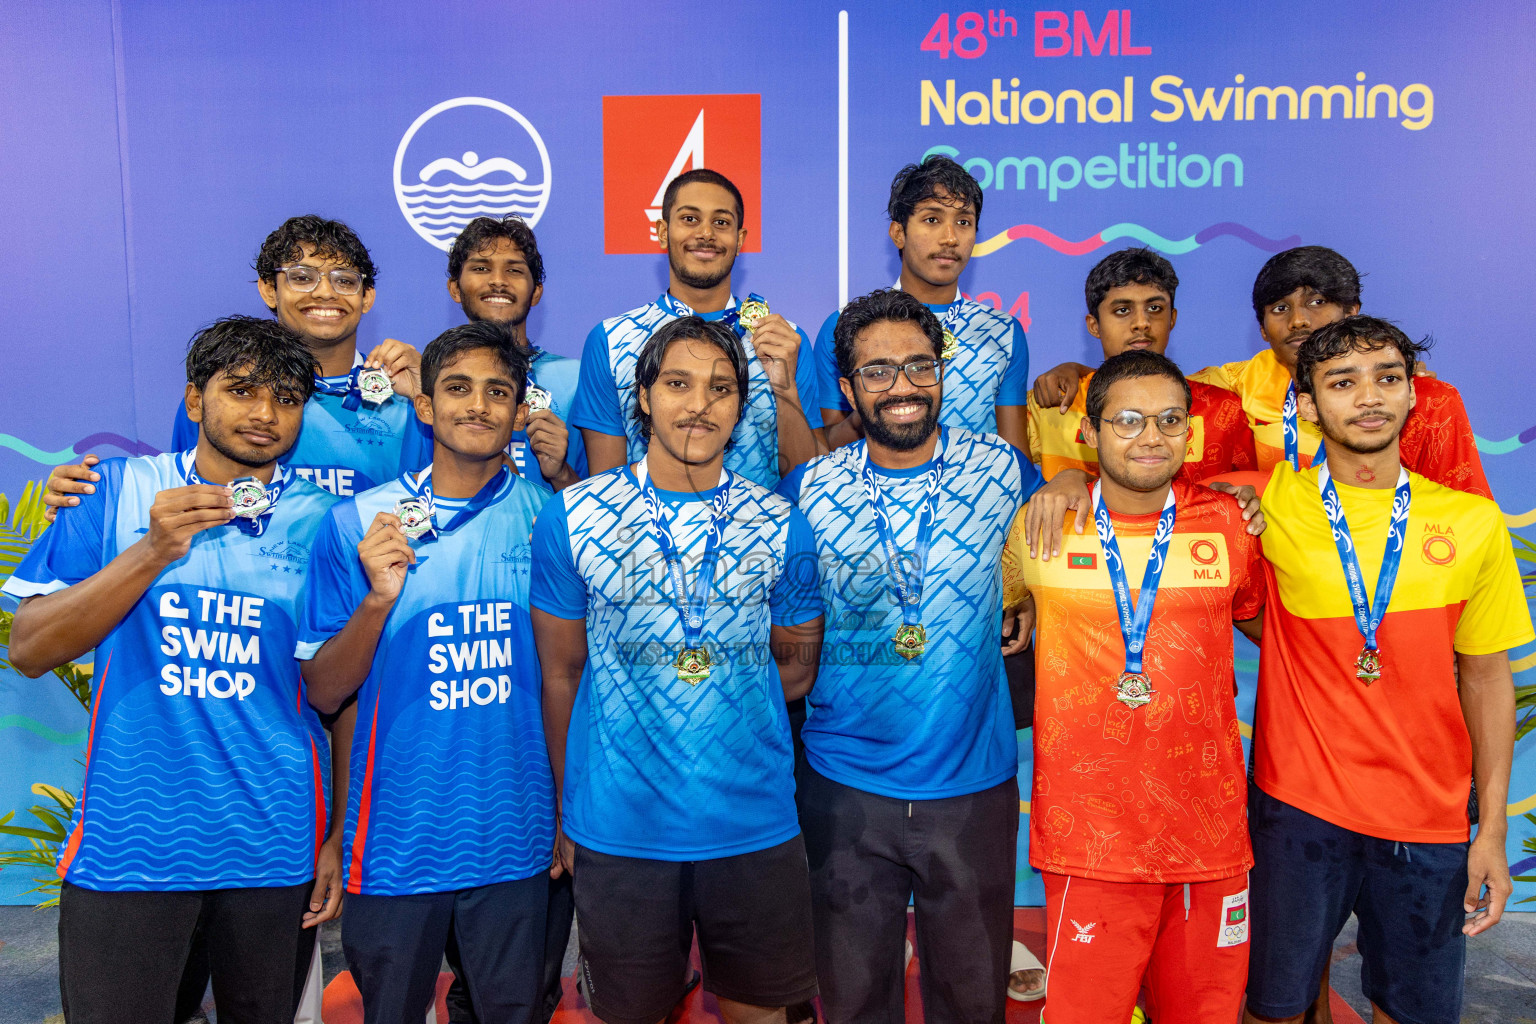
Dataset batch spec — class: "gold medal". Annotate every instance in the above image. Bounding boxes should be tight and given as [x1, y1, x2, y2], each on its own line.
[675, 647, 712, 685]
[737, 298, 771, 332]
[1115, 671, 1154, 709]
[893, 623, 927, 660]
[940, 329, 960, 361]
[1355, 647, 1382, 685]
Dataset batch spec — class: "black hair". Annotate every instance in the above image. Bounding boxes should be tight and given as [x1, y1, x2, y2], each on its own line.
[660, 169, 745, 226]
[1084, 350, 1192, 422]
[633, 316, 749, 444]
[833, 289, 943, 379]
[887, 155, 984, 228]
[446, 215, 545, 287]
[1251, 245, 1360, 323]
[254, 215, 377, 290]
[1085, 248, 1179, 316]
[1294, 315, 1429, 397]
[185, 315, 317, 401]
[420, 320, 530, 403]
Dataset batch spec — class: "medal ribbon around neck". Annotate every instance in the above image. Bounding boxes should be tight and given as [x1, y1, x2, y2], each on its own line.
[634, 461, 736, 654]
[400, 465, 508, 541]
[1091, 481, 1177, 678]
[857, 433, 946, 629]
[1282, 381, 1326, 470]
[179, 450, 288, 538]
[1317, 460, 1411, 666]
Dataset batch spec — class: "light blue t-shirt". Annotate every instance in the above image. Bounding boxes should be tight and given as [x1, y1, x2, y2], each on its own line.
[297, 466, 553, 895]
[1, 453, 336, 890]
[509, 348, 588, 489]
[777, 427, 1040, 799]
[566, 294, 822, 488]
[530, 465, 821, 860]
[813, 298, 1029, 434]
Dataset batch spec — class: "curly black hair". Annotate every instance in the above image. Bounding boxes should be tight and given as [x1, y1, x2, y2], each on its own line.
[185, 315, 317, 401]
[253, 215, 377, 290]
[447, 216, 545, 287]
[887, 155, 984, 227]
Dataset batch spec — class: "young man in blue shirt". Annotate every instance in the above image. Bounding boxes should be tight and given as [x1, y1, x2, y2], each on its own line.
[568, 168, 822, 487]
[3, 317, 337, 1024]
[534, 316, 823, 1024]
[780, 288, 1042, 1024]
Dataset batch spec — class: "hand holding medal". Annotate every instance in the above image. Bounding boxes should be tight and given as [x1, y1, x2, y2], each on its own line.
[359, 510, 418, 603]
[737, 295, 797, 392]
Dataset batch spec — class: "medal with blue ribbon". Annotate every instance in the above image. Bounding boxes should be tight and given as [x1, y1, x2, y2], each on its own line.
[393, 466, 508, 543]
[1092, 481, 1177, 708]
[634, 460, 736, 684]
[312, 365, 393, 412]
[511, 355, 555, 478]
[1282, 381, 1327, 470]
[1317, 461, 1411, 685]
[856, 433, 945, 660]
[179, 451, 287, 538]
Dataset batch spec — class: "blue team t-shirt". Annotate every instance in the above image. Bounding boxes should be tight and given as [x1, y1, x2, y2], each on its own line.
[566, 294, 822, 488]
[296, 466, 554, 895]
[508, 348, 589, 490]
[530, 465, 821, 860]
[813, 299, 1029, 434]
[1, 453, 336, 891]
[171, 352, 432, 498]
[777, 427, 1040, 799]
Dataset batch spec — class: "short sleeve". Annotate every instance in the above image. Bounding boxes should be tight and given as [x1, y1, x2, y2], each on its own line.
[775, 463, 810, 506]
[296, 504, 369, 660]
[1024, 395, 1045, 465]
[1452, 511, 1536, 655]
[170, 402, 197, 451]
[790, 326, 823, 428]
[566, 323, 626, 438]
[999, 509, 1030, 612]
[0, 460, 120, 607]
[813, 312, 849, 414]
[396, 415, 434, 476]
[770, 507, 822, 627]
[1228, 518, 1266, 622]
[996, 319, 1030, 406]
[1012, 445, 1043, 503]
[529, 498, 588, 620]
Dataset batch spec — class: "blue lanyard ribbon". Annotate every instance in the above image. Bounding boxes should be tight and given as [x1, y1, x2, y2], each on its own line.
[1091, 482, 1177, 675]
[1317, 461, 1411, 653]
[634, 462, 735, 650]
[1282, 381, 1326, 470]
[402, 465, 508, 540]
[856, 434, 945, 627]
[179, 451, 288, 537]
[312, 367, 366, 412]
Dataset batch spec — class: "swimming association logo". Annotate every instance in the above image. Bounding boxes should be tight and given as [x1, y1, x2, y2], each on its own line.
[394, 97, 553, 252]
[602, 94, 761, 254]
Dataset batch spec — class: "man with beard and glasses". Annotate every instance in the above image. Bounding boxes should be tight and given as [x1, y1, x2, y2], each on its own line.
[1002, 350, 1265, 1024]
[2, 318, 337, 1024]
[535, 317, 823, 1024]
[777, 289, 1042, 1024]
[448, 215, 585, 493]
[568, 168, 822, 487]
[1242, 317, 1528, 1024]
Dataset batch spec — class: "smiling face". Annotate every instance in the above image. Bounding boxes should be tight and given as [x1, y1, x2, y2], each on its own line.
[1260, 286, 1358, 372]
[256, 243, 375, 351]
[889, 187, 976, 292]
[656, 181, 744, 292]
[1085, 374, 1189, 495]
[639, 336, 742, 470]
[185, 363, 306, 469]
[412, 346, 522, 460]
[838, 318, 944, 453]
[1297, 342, 1414, 456]
[1088, 283, 1177, 358]
[448, 237, 542, 330]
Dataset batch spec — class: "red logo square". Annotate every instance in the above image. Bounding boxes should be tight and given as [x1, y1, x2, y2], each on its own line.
[602, 94, 761, 255]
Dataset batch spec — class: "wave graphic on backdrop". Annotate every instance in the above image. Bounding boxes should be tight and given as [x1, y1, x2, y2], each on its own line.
[398, 151, 547, 247]
[0, 432, 159, 466]
[972, 221, 1301, 258]
[0, 715, 87, 745]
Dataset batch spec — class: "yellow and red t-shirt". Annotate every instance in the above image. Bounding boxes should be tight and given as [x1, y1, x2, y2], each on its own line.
[1003, 480, 1265, 883]
[1191, 349, 1492, 498]
[1255, 464, 1532, 842]
[1025, 371, 1256, 483]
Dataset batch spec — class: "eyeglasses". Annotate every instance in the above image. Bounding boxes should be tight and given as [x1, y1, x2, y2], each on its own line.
[1097, 409, 1190, 439]
[848, 359, 943, 393]
[278, 265, 366, 296]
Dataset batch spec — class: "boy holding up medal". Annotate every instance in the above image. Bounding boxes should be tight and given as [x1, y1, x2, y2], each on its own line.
[1003, 350, 1265, 1024]
[297, 320, 555, 1023]
[1242, 317, 1529, 1024]
[778, 289, 1041, 1024]
[533, 316, 823, 1024]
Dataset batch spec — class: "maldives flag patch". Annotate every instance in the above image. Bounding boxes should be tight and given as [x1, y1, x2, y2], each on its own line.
[1069, 553, 1096, 569]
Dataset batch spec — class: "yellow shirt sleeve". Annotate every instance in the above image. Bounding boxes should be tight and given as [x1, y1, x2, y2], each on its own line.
[1025, 395, 1045, 466]
[1453, 504, 1536, 655]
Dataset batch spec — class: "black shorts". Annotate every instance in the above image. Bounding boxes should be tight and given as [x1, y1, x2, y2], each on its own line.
[572, 836, 818, 1024]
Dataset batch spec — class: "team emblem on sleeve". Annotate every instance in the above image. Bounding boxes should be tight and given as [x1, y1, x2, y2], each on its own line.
[227, 477, 273, 520]
[356, 367, 395, 406]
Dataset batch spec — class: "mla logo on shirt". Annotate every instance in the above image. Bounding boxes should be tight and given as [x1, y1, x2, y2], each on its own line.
[601, 94, 762, 254]
[394, 97, 553, 252]
[1189, 539, 1220, 566]
[1421, 526, 1456, 566]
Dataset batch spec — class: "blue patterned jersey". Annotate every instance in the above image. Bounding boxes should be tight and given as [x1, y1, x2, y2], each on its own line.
[1, 453, 335, 891]
[813, 299, 1029, 434]
[566, 294, 822, 488]
[509, 349, 588, 490]
[297, 467, 553, 895]
[530, 466, 821, 860]
[777, 427, 1040, 799]
[171, 352, 432, 497]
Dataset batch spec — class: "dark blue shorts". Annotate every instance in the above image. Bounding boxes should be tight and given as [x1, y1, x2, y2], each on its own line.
[1246, 784, 1469, 1024]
